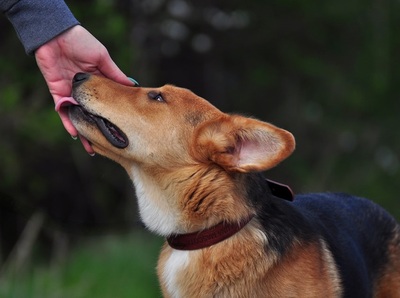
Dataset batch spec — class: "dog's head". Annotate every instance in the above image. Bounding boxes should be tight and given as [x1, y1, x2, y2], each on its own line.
[65, 73, 295, 173]
[61, 73, 295, 234]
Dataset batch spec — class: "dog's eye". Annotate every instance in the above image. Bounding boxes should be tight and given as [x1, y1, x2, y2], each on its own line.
[148, 91, 164, 102]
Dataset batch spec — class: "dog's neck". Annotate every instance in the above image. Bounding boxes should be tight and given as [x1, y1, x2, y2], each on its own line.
[129, 165, 253, 236]
[165, 179, 294, 250]
[130, 165, 183, 235]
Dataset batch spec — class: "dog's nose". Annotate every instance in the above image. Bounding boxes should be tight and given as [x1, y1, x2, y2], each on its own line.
[73, 73, 90, 86]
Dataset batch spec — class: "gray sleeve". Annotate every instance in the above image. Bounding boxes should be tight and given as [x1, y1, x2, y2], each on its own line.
[1, 0, 80, 55]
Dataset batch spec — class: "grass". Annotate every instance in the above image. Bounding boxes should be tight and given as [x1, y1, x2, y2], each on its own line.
[0, 230, 163, 298]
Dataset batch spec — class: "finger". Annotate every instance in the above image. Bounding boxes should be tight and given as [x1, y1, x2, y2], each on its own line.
[58, 110, 79, 137]
[98, 53, 135, 86]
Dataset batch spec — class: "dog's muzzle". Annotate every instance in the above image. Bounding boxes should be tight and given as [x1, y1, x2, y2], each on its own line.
[56, 73, 130, 149]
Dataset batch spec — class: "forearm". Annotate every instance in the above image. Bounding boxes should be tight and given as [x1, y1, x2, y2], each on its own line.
[1, 0, 80, 55]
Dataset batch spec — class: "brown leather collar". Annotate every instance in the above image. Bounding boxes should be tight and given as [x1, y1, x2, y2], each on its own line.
[167, 215, 254, 251]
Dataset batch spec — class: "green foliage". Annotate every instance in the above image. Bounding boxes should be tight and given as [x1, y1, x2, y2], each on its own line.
[0, 85, 21, 111]
[0, 232, 162, 298]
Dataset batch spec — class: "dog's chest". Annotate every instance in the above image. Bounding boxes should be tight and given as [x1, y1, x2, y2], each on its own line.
[161, 249, 190, 298]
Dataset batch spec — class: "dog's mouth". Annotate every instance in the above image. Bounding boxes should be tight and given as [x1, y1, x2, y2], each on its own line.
[56, 97, 129, 149]
[77, 106, 129, 149]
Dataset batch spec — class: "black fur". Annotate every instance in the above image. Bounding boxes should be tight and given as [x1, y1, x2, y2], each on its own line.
[245, 173, 399, 297]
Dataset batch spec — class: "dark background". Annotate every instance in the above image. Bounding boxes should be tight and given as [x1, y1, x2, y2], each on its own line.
[1, 0, 399, 281]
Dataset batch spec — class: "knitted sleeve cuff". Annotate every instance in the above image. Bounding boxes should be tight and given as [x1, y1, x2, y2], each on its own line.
[3, 0, 80, 55]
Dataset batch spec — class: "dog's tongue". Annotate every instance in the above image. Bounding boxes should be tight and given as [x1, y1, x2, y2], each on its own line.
[55, 96, 79, 111]
[55, 97, 95, 155]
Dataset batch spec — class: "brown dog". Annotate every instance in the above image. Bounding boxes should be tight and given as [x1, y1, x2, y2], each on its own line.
[59, 73, 400, 297]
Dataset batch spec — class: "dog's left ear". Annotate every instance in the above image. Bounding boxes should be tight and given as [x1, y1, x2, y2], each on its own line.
[193, 115, 295, 172]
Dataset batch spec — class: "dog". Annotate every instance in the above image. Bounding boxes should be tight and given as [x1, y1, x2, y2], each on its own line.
[58, 72, 400, 297]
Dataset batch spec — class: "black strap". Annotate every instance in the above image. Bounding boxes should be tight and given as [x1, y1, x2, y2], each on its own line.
[266, 179, 294, 201]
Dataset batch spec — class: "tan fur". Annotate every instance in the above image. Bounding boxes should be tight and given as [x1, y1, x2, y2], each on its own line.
[375, 227, 400, 297]
[192, 115, 295, 173]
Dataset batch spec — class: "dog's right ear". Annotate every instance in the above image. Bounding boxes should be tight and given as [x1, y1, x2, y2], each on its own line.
[192, 115, 295, 173]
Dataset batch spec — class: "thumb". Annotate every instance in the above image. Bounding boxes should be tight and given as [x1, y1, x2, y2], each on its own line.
[98, 53, 135, 86]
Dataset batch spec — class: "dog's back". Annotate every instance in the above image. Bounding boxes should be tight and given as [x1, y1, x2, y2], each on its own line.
[245, 174, 400, 297]
[291, 193, 400, 297]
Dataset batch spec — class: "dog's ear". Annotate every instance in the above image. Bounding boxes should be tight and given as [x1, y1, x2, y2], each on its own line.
[193, 115, 295, 172]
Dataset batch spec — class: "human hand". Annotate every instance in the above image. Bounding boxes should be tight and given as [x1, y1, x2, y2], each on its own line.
[35, 25, 134, 153]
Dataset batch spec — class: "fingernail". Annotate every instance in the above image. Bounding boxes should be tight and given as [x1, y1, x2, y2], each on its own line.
[128, 77, 140, 86]
[71, 135, 78, 140]
[89, 152, 96, 157]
